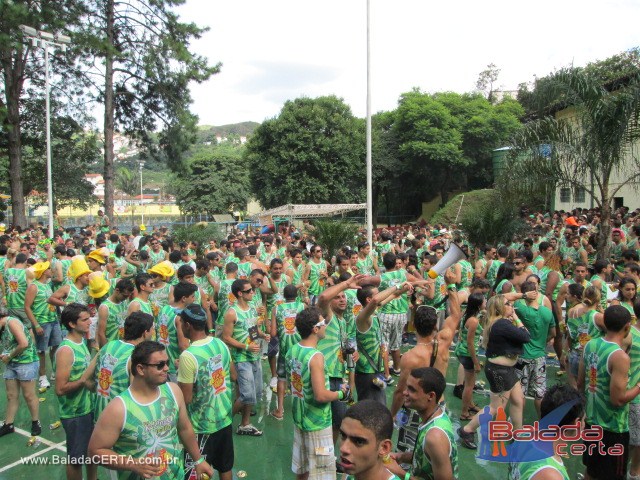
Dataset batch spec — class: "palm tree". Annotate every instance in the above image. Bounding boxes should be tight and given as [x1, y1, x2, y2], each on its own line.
[312, 219, 359, 262]
[503, 66, 640, 259]
[115, 167, 139, 228]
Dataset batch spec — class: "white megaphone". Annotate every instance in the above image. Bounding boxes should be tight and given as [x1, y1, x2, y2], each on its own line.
[427, 243, 467, 279]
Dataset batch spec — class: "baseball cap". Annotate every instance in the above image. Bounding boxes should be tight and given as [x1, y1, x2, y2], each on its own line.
[181, 303, 207, 325]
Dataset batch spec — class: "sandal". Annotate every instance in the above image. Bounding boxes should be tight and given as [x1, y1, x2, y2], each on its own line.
[469, 405, 481, 414]
[459, 413, 474, 422]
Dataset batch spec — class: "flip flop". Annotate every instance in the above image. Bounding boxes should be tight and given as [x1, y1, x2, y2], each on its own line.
[469, 405, 481, 413]
[270, 410, 284, 421]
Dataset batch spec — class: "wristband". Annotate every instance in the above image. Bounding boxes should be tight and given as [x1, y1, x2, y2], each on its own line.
[245, 344, 249, 351]
[404, 472, 411, 480]
[447, 284, 457, 290]
[194, 457, 205, 465]
[338, 390, 345, 400]
[208, 329, 215, 334]
[396, 284, 402, 291]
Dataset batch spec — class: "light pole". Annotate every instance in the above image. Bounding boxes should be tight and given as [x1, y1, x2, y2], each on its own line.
[365, 0, 373, 245]
[139, 161, 145, 225]
[19, 25, 70, 238]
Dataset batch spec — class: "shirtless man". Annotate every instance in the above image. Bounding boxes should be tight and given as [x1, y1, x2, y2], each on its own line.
[389, 269, 461, 456]
[511, 251, 534, 293]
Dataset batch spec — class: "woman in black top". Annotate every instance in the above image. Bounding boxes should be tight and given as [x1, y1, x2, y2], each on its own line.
[458, 294, 531, 449]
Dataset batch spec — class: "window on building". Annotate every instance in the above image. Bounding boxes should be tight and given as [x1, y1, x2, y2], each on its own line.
[574, 187, 586, 203]
[560, 187, 571, 203]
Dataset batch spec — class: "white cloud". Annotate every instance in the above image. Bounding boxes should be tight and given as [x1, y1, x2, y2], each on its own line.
[177, 0, 640, 125]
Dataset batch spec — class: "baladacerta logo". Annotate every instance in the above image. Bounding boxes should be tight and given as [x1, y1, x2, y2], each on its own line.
[476, 401, 623, 462]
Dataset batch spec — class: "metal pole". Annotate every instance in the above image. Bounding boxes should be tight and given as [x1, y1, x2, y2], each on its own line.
[44, 44, 54, 238]
[139, 162, 144, 225]
[454, 195, 465, 224]
[366, 0, 373, 245]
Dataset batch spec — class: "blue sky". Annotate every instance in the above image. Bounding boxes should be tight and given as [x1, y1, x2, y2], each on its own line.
[177, 0, 640, 126]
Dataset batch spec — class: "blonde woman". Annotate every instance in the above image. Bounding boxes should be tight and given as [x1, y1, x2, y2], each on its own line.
[458, 294, 530, 450]
[565, 286, 604, 388]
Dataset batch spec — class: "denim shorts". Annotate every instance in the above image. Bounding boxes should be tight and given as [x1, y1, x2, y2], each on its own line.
[568, 350, 581, 377]
[3, 361, 39, 381]
[236, 360, 263, 405]
[36, 321, 63, 352]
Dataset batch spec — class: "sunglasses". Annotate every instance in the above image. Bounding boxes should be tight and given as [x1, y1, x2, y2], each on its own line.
[241, 288, 254, 294]
[142, 361, 169, 370]
[314, 320, 327, 329]
[513, 261, 522, 265]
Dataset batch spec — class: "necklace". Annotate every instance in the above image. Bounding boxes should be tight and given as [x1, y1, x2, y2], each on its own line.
[416, 340, 434, 347]
[420, 406, 440, 426]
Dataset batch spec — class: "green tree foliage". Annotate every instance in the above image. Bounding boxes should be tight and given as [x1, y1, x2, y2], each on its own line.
[171, 223, 223, 256]
[312, 220, 359, 260]
[459, 190, 527, 248]
[1, 0, 89, 226]
[77, 0, 221, 221]
[175, 146, 249, 217]
[476, 63, 501, 102]
[394, 89, 466, 207]
[245, 96, 365, 209]
[433, 92, 523, 188]
[2, 95, 100, 210]
[506, 59, 640, 259]
[371, 110, 403, 226]
[115, 167, 138, 197]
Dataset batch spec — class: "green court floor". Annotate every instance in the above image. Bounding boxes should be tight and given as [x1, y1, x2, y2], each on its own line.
[0, 349, 584, 480]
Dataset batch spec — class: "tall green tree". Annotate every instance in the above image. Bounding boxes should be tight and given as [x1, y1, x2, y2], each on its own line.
[78, 0, 220, 221]
[433, 92, 523, 188]
[371, 110, 404, 225]
[505, 63, 640, 259]
[1, 0, 88, 226]
[175, 148, 249, 217]
[476, 63, 501, 102]
[394, 90, 466, 208]
[245, 96, 365, 209]
[18, 95, 99, 210]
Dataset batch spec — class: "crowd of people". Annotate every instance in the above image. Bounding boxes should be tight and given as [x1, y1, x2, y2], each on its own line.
[0, 204, 639, 480]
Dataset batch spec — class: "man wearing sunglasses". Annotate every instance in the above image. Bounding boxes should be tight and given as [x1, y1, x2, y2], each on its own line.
[89, 341, 214, 480]
[222, 279, 269, 436]
[287, 307, 349, 480]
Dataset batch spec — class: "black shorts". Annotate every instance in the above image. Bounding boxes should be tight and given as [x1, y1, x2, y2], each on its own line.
[484, 362, 518, 394]
[329, 377, 348, 428]
[582, 424, 629, 480]
[457, 355, 474, 371]
[61, 413, 94, 461]
[354, 372, 387, 406]
[185, 424, 234, 476]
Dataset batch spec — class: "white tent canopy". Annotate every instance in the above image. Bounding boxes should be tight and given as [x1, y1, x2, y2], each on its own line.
[254, 203, 366, 225]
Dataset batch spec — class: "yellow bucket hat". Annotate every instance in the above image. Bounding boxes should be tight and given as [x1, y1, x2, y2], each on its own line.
[148, 260, 174, 281]
[87, 272, 110, 299]
[68, 256, 92, 282]
[86, 249, 107, 265]
[30, 261, 50, 280]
